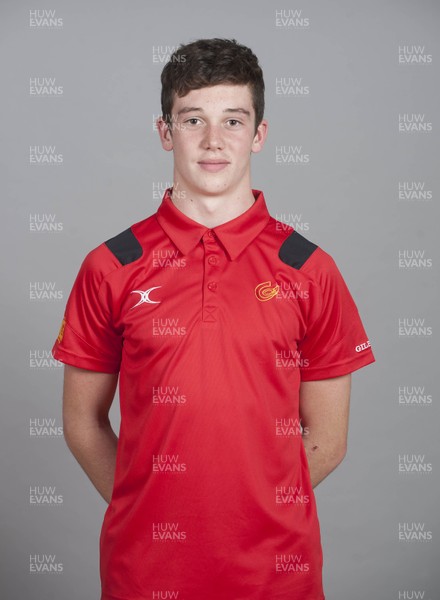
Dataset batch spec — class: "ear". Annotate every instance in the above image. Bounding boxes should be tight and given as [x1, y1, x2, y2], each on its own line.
[251, 119, 268, 154]
[157, 116, 173, 151]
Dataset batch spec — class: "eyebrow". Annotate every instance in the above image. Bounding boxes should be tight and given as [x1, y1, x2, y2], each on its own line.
[176, 106, 251, 117]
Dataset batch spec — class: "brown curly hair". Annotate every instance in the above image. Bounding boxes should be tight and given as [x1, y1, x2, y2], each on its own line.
[160, 38, 265, 134]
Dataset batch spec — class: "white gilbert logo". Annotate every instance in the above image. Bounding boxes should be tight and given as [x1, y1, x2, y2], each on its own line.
[355, 340, 371, 353]
[130, 287, 162, 309]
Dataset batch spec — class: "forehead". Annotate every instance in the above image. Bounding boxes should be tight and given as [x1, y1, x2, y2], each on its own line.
[172, 84, 254, 113]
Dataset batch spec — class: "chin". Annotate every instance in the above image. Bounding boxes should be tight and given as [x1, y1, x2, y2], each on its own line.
[191, 179, 231, 195]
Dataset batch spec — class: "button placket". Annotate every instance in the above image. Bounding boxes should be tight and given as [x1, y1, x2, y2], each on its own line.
[202, 229, 221, 323]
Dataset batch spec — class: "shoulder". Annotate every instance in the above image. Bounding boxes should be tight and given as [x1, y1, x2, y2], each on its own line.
[78, 214, 155, 281]
[103, 225, 143, 266]
[277, 228, 337, 275]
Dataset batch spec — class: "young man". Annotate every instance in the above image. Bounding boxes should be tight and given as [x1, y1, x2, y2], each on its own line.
[52, 38, 375, 600]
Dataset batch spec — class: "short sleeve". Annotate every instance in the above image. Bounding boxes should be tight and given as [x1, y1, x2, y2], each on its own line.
[298, 249, 375, 381]
[51, 246, 122, 373]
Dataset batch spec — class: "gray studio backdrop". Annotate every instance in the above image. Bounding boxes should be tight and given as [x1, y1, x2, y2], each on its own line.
[1, 1, 439, 599]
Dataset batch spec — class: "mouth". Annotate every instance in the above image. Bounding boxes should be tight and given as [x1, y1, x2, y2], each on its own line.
[198, 160, 230, 173]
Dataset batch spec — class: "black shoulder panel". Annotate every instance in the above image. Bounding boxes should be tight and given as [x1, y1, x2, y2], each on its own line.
[104, 227, 143, 266]
[278, 230, 318, 270]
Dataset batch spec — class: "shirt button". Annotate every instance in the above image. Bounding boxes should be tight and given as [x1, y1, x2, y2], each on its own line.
[207, 230, 214, 238]
[208, 255, 218, 265]
[207, 281, 217, 291]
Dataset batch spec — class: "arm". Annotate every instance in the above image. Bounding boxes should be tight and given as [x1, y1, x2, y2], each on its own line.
[299, 373, 351, 488]
[62, 364, 119, 504]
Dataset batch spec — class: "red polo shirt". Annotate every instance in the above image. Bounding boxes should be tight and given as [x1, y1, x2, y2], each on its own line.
[52, 187, 375, 600]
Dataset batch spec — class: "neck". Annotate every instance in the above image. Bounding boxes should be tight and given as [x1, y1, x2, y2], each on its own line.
[169, 180, 256, 228]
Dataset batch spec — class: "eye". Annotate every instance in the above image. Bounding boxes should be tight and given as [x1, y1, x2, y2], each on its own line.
[185, 118, 201, 125]
[227, 119, 241, 127]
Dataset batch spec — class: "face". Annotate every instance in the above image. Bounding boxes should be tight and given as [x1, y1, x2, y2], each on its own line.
[157, 84, 268, 198]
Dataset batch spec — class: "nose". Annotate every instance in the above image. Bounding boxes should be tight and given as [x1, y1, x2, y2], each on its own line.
[202, 124, 225, 150]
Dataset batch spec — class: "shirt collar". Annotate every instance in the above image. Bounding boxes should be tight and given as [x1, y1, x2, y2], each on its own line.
[155, 187, 271, 261]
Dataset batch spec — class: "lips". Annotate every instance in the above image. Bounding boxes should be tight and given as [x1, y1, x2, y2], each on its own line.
[198, 159, 230, 172]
